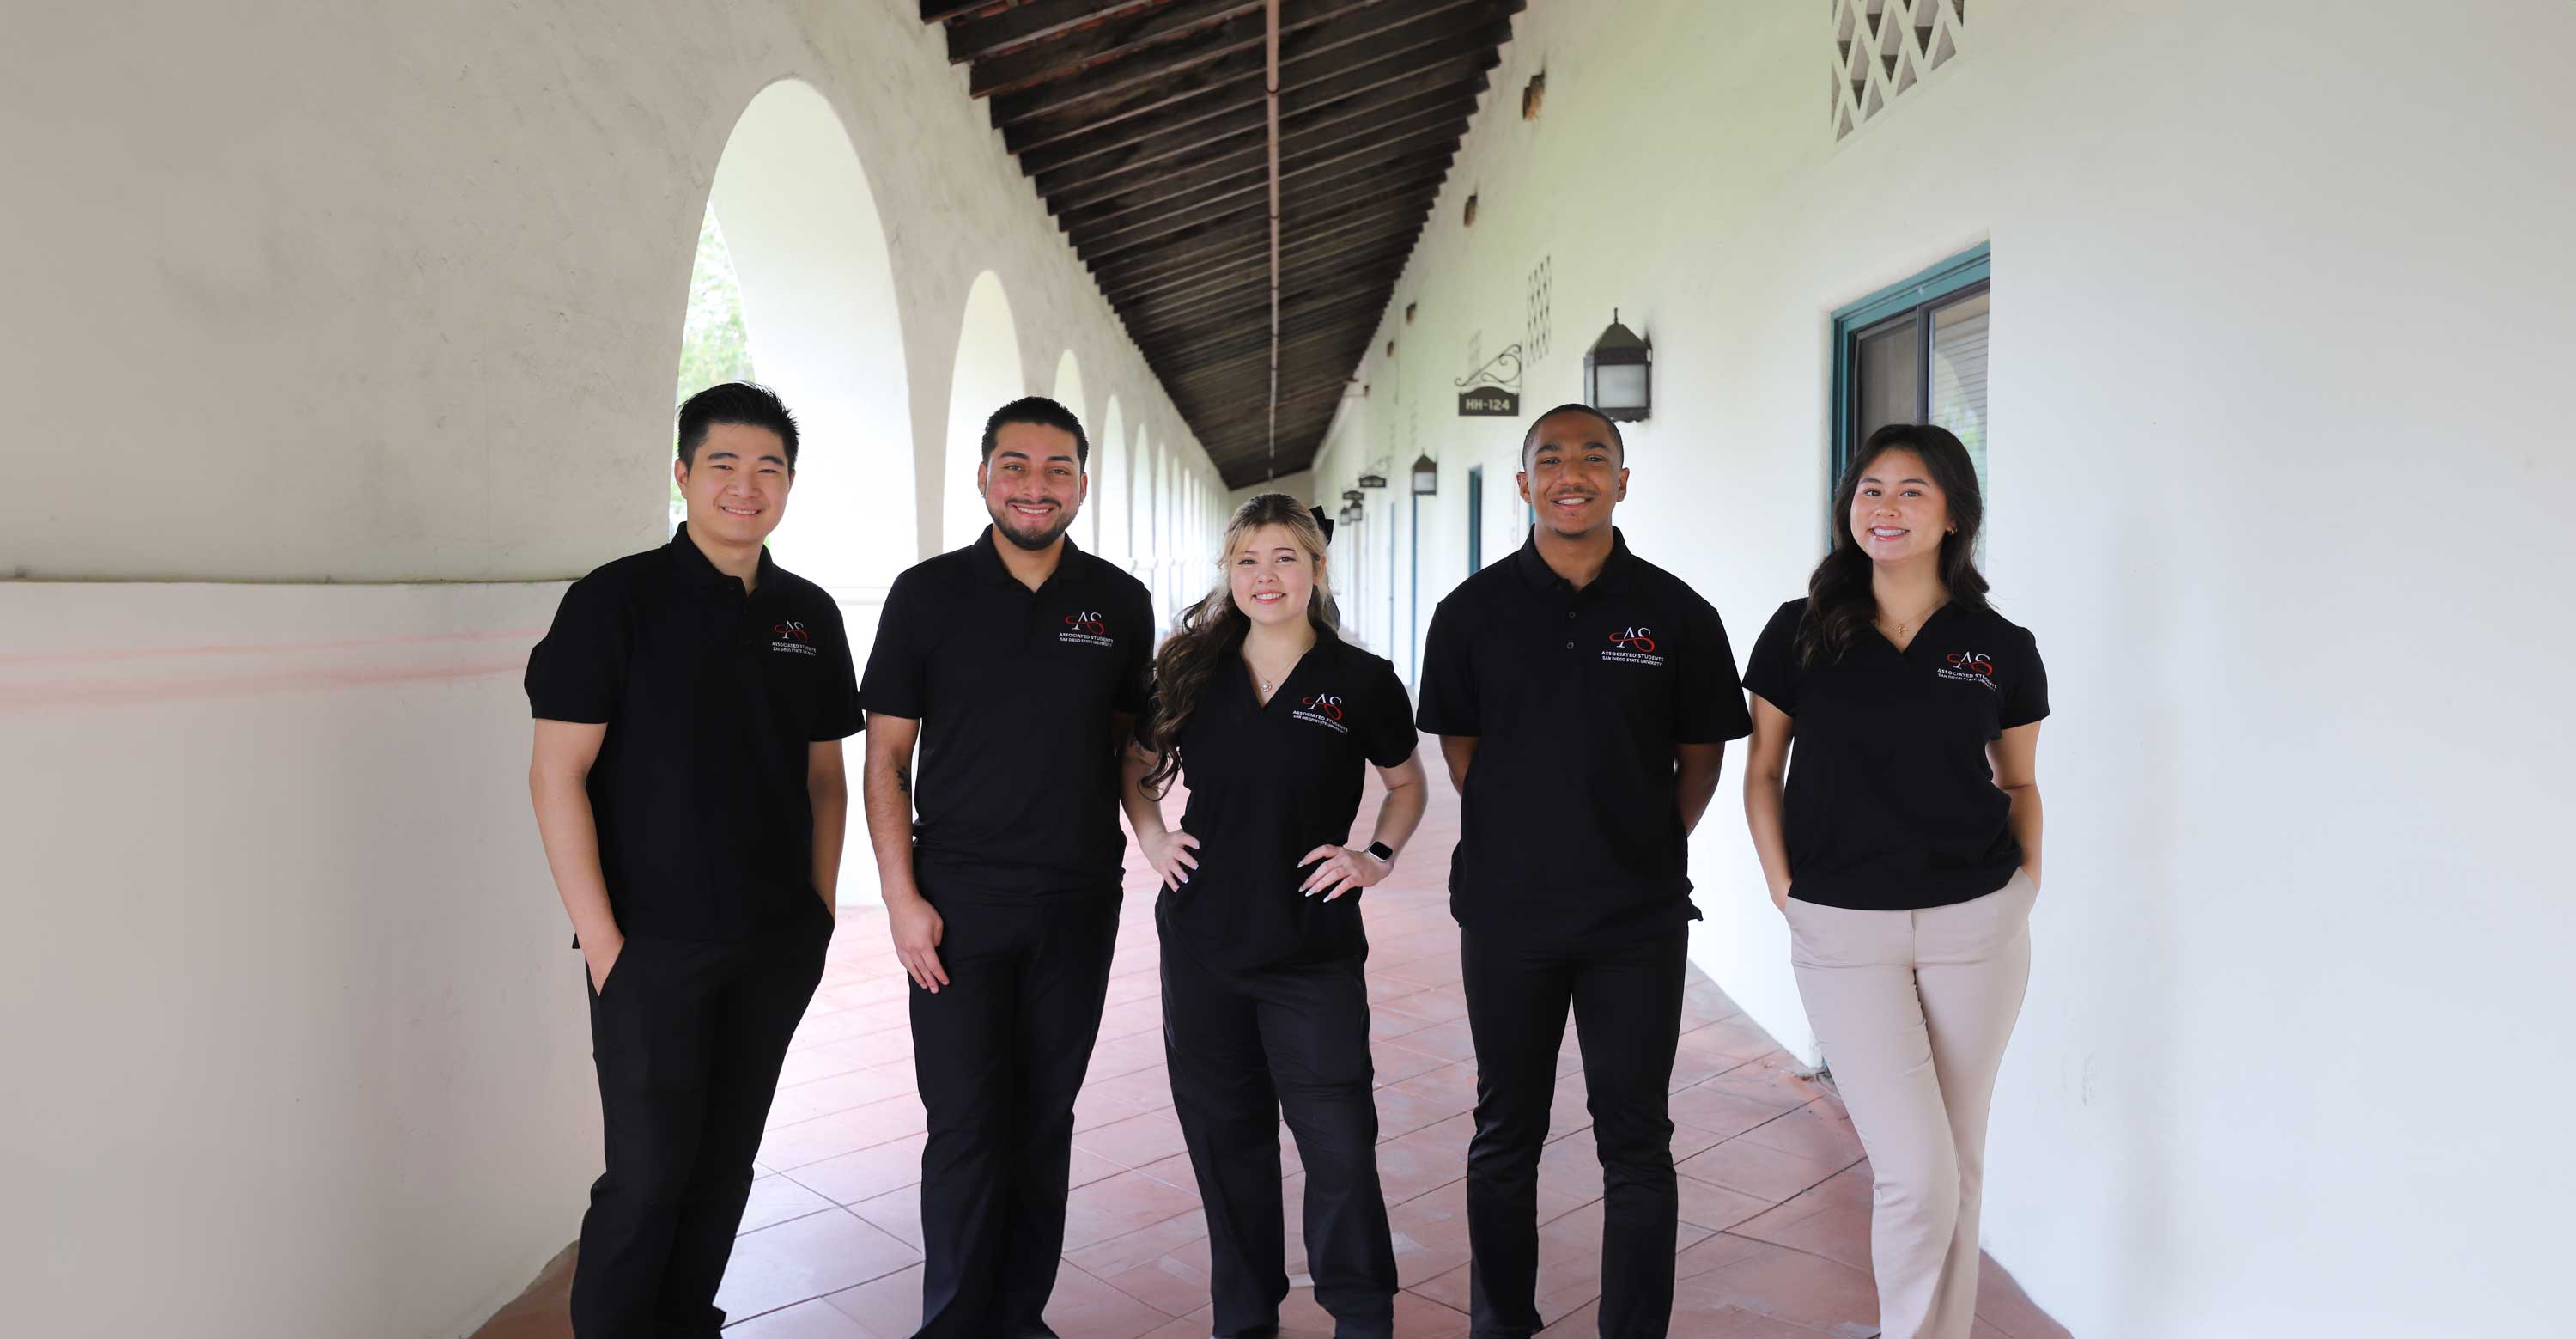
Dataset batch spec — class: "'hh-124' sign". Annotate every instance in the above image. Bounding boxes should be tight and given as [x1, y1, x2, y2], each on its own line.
[1458, 387, 1520, 417]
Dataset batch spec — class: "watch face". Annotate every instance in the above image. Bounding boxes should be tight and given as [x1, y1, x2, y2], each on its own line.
[1368, 842, 1396, 862]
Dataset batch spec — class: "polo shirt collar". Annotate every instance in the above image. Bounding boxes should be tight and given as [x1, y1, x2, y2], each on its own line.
[1510, 526, 1637, 593]
[666, 521, 778, 596]
[967, 525, 1087, 590]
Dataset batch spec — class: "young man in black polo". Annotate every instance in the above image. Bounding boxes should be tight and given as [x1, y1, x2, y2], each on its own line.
[858, 396, 1154, 1339]
[526, 381, 862, 1339]
[1414, 403, 1752, 1339]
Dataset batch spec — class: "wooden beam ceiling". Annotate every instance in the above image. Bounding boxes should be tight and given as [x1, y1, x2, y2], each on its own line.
[925, 0, 1523, 486]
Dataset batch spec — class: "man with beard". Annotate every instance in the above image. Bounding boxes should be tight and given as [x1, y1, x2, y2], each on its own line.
[858, 396, 1154, 1338]
[1414, 403, 1751, 1338]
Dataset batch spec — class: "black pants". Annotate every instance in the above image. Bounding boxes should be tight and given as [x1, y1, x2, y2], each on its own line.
[570, 915, 831, 1339]
[1460, 926, 1689, 1339]
[908, 889, 1122, 1339]
[1161, 928, 1397, 1339]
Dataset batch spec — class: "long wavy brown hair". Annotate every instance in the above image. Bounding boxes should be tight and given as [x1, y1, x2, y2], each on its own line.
[1798, 423, 1990, 666]
[1139, 492, 1342, 794]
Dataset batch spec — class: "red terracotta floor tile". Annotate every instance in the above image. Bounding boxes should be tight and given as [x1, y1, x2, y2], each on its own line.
[782, 1132, 927, 1206]
[1042, 1263, 1177, 1339]
[1060, 1170, 1205, 1251]
[1368, 1038, 1457, 1086]
[1074, 1109, 1193, 1170]
[1735, 1101, 1866, 1166]
[848, 1181, 922, 1252]
[1675, 1135, 1856, 1203]
[817, 1263, 924, 1337]
[468, 780, 2069, 1339]
[1670, 1234, 1880, 1333]
[739, 1173, 837, 1234]
[1976, 1253, 2075, 1339]
[1675, 1173, 1776, 1233]
[721, 1297, 881, 1338]
[714, 1208, 919, 1323]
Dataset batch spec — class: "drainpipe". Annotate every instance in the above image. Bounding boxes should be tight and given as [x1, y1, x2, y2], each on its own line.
[1263, 0, 1281, 484]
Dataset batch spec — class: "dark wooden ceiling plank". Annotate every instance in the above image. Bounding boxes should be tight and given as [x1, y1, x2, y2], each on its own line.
[1032, 61, 1485, 199]
[1066, 128, 1456, 251]
[1111, 206, 1430, 310]
[946, 0, 1169, 65]
[1122, 220, 1421, 318]
[970, 1, 1265, 101]
[1008, 16, 1502, 170]
[1135, 252, 1412, 332]
[1150, 293, 1403, 374]
[991, 0, 1489, 131]
[1083, 157, 1445, 281]
[921, 0, 1002, 26]
[1043, 82, 1480, 214]
[1052, 101, 1464, 234]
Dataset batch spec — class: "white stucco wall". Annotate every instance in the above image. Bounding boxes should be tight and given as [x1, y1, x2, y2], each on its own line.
[0, 2, 1228, 1336]
[1307, 1, 2573, 1334]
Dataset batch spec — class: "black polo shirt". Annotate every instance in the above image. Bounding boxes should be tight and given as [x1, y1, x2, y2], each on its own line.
[524, 524, 862, 941]
[1742, 598, 2049, 912]
[1414, 528, 1752, 947]
[1143, 625, 1418, 969]
[859, 528, 1152, 900]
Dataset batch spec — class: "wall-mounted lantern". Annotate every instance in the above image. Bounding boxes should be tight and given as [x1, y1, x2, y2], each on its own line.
[1583, 309, 1652, 422]
[1410, 454, 1439, 496]
[1341, 489, 1364, 506]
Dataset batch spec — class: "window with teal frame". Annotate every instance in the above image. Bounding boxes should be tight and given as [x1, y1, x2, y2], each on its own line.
[1830, 244, 1991, 494]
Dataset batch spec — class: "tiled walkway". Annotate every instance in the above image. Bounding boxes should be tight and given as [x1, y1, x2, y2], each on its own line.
[475, 777, 2069, 1338]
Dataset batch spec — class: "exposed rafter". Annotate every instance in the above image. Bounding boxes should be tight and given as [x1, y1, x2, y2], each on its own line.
[923, 0, 1524, 485]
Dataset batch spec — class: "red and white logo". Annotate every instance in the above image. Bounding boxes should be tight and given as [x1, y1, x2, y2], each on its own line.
[1602, 624, 1664, 666]
[770, 619, 817, 657]
[1936, 650, 1999, 691]
[1060, 610, 1114, 647]
[1292, 691, 1351, 734]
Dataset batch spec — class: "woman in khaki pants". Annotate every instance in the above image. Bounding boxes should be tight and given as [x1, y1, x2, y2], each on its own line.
[1741, 423, 2047, 1339]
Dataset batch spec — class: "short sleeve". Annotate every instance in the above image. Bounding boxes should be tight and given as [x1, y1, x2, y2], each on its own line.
[810, 597, 865, 741]
[1413, 595, 1480, 735]
[525, 573, 627, 723]
[1113, 582, 1153, 715]
[1741, 600, 1807, 717]
[1358, 658, 1419, 768]
[1999, 626, 2050, 729]
[1674, 599, 1752, 743]
[857, 572, 930, 720]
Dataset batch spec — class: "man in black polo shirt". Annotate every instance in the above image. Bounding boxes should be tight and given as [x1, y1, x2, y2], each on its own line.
[1414, 403, 1752, 1339]
[526, 381, 862, 1339]
[858, 396, 1153, 1339]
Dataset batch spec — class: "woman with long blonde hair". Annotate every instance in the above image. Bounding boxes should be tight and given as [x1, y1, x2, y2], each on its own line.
[1119, 492, 1426, 1339]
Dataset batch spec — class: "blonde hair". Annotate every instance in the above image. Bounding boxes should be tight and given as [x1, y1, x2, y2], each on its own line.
[1139, 493, 1340, 794]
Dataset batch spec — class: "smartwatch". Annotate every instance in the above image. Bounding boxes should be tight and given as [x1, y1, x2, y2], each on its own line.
[1366, 841, 1397, 865]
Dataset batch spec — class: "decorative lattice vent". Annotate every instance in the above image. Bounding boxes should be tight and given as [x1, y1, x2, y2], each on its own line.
[1830, 0, 1965, 142]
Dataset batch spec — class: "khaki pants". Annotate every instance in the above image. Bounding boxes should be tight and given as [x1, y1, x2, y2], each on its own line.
[1785, 871, 2037, 1339]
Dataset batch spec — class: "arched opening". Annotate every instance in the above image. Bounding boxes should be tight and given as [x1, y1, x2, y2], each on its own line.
[943, 271, 1025, 551]
[695, 78, 913, 659]
[1050, 350, 1091, 551]
[1097, 395, 1127, 569]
